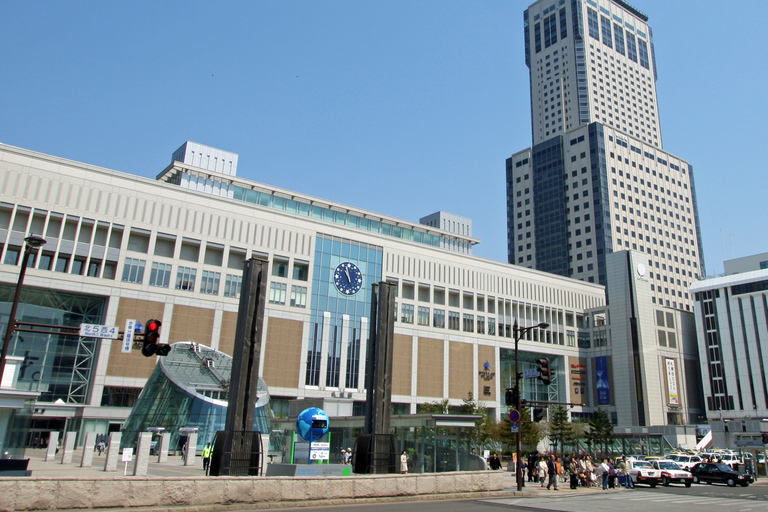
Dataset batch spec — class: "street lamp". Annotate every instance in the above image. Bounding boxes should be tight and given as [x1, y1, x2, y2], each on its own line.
[513, 319, 549, 492]
[0, 234, 47, 388]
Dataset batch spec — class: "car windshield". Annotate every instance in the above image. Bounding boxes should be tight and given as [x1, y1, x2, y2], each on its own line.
[658, 462, 682, 470]
[634, 462, 653, 469]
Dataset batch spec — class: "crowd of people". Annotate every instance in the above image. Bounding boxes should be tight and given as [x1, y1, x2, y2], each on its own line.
[521, 452, 636, 490]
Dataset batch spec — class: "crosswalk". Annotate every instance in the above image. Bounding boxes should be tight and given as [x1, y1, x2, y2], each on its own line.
[484, 492, 768, 511]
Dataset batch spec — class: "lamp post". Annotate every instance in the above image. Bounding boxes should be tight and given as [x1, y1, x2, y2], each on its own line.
[513, 319, 549, 492]
[0, 234, 47, 388]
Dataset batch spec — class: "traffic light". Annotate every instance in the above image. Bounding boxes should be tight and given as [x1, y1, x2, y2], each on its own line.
[141, 319, 164, 357]
[505, 386, 520, 406]
[537, 358, 551, 385]
[762, 433, 768, 445]
[532, 407, 546, 422]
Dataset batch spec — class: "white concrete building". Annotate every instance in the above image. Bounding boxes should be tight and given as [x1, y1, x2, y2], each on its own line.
[691, 257, 768, 449]
[1, 141, 611, 449]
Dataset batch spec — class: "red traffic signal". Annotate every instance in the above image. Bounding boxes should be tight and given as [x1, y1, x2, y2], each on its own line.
[537, 358, 551, 385]
[141, 319, 164, 357]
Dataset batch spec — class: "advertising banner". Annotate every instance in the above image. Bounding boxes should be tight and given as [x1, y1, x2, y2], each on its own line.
[595, 356, 610, 405]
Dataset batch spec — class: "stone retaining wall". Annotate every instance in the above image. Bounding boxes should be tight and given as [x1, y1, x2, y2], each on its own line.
[0, 471, 504, 511]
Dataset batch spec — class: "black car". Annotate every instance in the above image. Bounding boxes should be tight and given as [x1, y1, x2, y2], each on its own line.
[690, 462, 754, 487]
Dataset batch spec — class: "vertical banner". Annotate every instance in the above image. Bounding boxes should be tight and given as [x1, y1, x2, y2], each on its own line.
[568, 357, 587, 404]
[595, 355, 610, 405]
[665, 358, 679, 406]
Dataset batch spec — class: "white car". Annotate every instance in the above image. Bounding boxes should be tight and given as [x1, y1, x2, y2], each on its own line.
[628, 460, 662, 487]
[650, 460, 693, 487]
[668, 454, 702, 471]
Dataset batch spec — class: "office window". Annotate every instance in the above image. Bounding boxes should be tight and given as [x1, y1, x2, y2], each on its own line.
[121, 258, 145, 284]
[417, 306, 430, 326]
[463, 314, 474, 333]
[269, 282, 287, 305]
[433, 309, 445, 328]
[290, 285, 307, 308]
[488, 318, 496, 336]
[448, 311, 460, 330]
[224, 274, 242, 298]
[477, 316, 485, 335]
[175, 266, 197, 291]
[149, 262, 172, 288]
[401, 304, 414, 324]
[200, 270, 221, 295]
[272, 259, 289, 278]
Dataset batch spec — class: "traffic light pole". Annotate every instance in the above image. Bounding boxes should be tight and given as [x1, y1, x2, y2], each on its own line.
[512, 320, 549, 492]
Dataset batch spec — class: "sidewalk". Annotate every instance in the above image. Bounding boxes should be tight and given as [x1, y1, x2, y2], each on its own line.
[19, 447, 207, 478]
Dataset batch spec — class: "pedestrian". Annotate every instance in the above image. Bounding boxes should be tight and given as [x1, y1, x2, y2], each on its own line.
[578, 456, 588, 487]
[345, 447, 352, 465]
[340, 449, 347, 464]
[585, 456, 595, 487]
[202, 443, 213, 472]
[600, 458, 610, 489]
[400, 450, 409, 474]
[489, 453, 502, 470]
[547, 454, 559, 490]
[620, 456, 634, 489]
[607, 459, 616, 488]
[96, 441, 105, 456]
[569, 456, 580, 489]
[555, 456, 563, 483]
[538, 456, 548, 487]
[562, 454, 571, 484]
[528, 452, 538, 482]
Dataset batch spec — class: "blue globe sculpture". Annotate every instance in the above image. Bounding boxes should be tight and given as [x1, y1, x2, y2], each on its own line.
[296, 407, 329, 442]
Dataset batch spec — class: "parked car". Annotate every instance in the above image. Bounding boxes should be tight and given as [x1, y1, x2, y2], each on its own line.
[628, 460, 662, 487]
[690, 462, 753, 487]
[668, 454, 702, 471]
[650, 460, 693, 487]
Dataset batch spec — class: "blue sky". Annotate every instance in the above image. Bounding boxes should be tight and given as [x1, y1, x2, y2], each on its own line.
[1, 1, 765, 275]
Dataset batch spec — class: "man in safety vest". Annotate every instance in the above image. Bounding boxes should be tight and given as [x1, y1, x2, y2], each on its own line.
[202, 443, 213, 472]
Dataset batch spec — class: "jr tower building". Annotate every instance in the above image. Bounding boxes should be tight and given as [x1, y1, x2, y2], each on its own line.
[508, 0, 705, 313]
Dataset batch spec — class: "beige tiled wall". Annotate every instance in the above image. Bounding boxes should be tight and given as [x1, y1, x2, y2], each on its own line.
[417, 337, 444, 398]
[107, 297, 166, 379]
[392, 334, 412, 396]
[448, 341, 473, 400]
[262, 317, 303, 389]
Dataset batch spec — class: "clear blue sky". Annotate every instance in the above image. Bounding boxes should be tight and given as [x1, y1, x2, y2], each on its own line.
[1, 1, 765, 275]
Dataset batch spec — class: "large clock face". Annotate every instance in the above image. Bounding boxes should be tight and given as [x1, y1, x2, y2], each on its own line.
[333, 262, 363, 295]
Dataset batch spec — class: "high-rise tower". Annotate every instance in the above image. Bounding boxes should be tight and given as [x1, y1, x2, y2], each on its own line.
[507, 0, 705, 312]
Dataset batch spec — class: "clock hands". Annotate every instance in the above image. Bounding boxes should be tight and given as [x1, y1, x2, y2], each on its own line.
[344, 266, 351, 282]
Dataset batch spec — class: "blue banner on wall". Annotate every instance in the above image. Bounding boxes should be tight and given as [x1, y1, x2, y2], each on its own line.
[595, 356, 610, 405]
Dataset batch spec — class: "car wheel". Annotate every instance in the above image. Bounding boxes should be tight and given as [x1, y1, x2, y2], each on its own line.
[662, 477, 669, 486]
[692, 476, 699, 484]
[685, 483, 691, 488]
[741, 482, 749, 487]
[727, 478, 736, 487]
[650, 483, 657, 488]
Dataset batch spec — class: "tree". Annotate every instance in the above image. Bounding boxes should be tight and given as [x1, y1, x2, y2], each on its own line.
[493, 406, 545, 450]
[585, 408, 615, 457]
[418, 399, 450, 414]
[547, 405, 574, 454]
[460, 393, 493, 449]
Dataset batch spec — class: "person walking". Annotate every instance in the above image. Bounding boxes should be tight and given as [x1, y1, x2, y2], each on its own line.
[528, 452, 538, 482]
[400, 450, 409, 474]
[547, 454, 559, 490]
[489, 453, 502, 470]
[202, 443, 213, 472]
[607, 459, 617, 488]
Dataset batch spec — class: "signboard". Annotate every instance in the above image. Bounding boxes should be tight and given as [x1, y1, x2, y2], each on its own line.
[80, 323, 119, 339]
[523, 369, 541, 379]
[121, 319, 136, 353]
[510, 423, 519, 433]
[122, 448, 133, 462]
[509, 409, 521, 423]
[309, 442, 330, 460]
[595, 356, 610, 405]
[569, 357, 587, 404]
[665, 358, 680, 406]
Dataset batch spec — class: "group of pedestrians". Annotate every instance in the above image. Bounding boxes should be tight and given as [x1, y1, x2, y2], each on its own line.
[525, 452, 635, 490]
